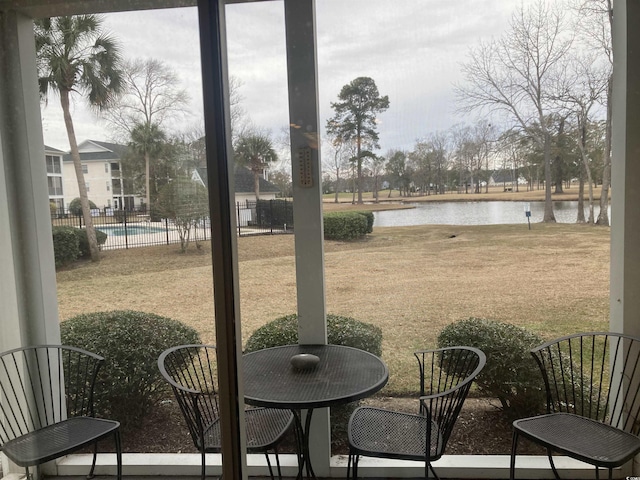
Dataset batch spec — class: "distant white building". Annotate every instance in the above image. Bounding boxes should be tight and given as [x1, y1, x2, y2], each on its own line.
[62, 140, 141, 211]
[45, 145, 66, 212]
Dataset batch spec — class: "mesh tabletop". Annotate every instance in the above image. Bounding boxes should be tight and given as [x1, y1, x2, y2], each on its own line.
[514, 413, 640, 467]
[2, 417, 120, 466]
[243, 345, 388, 409]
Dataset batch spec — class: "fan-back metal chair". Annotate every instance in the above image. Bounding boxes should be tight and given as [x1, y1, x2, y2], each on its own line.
[0, 345, 122, 480]
[510, 332, 640, 480]
[158, 345, 294, 480]
[347, 346, 486, 480]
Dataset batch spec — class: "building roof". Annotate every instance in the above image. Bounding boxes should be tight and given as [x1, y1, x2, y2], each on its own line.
[195, 166, 280, 194]
[44, 145, 66, 154]
[62, 139, 129, 162]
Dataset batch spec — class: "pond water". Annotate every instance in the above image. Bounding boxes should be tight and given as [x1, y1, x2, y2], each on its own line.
[373, 201, 609, 227]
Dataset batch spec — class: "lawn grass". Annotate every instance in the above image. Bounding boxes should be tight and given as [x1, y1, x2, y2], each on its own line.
[56, 222, 610, 395]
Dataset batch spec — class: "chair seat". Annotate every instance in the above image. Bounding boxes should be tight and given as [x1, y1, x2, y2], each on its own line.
[348, 407, 444, 461]
[2, 416, 120, 467]
[513, 413, 640, 468]
[202, 407, 293, 453]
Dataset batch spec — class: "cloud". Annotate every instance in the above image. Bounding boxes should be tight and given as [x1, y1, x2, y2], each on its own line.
[41, 1, 534, 155]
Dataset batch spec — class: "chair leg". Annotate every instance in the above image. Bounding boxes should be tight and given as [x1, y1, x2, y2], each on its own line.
[547, 449, 561, 480]
[274, 446, 283, 480]
[88, 441, 98, 479]
[510, 430, 519, 480]
[352, 453, 360, 480]
[115, 429, 123, 480]
[201, 449, 206, 480]
[264, 451, 274, 480]
[427, 462, 441, 480]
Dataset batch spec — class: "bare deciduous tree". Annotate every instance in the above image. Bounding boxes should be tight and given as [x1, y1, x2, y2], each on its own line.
[106, 58, 189, 209]
[572, 0, 612, 225]
[456, 0, 573, 222]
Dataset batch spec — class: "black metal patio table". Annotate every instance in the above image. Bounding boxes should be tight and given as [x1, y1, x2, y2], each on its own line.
[243, 344, 389, 479]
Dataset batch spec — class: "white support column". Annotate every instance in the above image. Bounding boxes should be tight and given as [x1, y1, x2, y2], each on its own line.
[0, 10, 60, 354]
[610, 1, 640, 339]
[0, 9, 61, 477]
[611, 2, 640, 474]
[284, 0, 330, 475]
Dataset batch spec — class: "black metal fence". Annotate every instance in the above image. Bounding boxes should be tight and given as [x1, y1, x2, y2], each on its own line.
[236, 199, 294, 237]
[50, 199, 293, 250]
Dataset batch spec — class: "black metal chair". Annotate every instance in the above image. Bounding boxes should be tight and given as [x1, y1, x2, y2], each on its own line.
[0, 345, 122, 480]
[510, 332, 640, 480]
[158, 344, 294, 480]
[347, 346, 486, 480]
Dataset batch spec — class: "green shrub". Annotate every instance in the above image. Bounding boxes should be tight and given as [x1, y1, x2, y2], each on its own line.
[245, 313, 383, 454]
[323, 211, 369, 241]
[355, 211, 374, 233]
[76, 228, 108, 257]
[437, 317, 545, 418]
[68, 197, 98, 216]
[52, 226, 80, 267]
[61, 310, 200, 431]
[245, 313, 382, 356]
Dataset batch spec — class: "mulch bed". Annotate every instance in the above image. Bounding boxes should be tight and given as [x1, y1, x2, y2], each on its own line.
[113, 396, 544, 456]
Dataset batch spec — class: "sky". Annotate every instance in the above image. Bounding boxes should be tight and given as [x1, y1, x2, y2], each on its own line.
[40, 0, 532, 162]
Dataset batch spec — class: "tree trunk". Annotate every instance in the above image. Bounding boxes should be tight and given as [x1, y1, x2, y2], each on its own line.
[334, 170, 340, 203]
[145, 151, 151, 212]
[60, 89, 100, 262]
[542, 132, 556, 222]
[577, 171, 586, 224]
[356, 133, 363, 204]
[253, 170, 261, 201]
[597, 78, 612, 226]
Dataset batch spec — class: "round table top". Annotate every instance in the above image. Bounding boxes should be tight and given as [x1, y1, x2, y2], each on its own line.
[243, 344, 388, 409]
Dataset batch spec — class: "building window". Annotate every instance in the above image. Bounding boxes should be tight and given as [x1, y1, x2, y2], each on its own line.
[46, 155, 61, 174]
[105, 163, 109, 173]
[82, 164, 88, 174]
[107, 181, 111, 192]
[85, 182, 90, 192]
[47, 176, 63, 196]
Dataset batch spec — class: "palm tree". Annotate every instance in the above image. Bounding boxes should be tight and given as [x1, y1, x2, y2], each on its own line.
[35, 15, 123, 262]
[128, 122, 167, 211]
[234, 133, 278, 200]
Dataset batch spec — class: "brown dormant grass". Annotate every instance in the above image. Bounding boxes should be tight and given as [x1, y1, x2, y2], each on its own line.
[56, 221, 610, 394]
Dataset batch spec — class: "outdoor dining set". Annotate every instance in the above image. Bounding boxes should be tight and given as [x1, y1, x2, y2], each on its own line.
[1, 332, 640, 480]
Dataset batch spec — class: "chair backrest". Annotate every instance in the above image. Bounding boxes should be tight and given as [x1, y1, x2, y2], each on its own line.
[0, 345, 103, 446]
[532, 332, 640, 434]
[414, 346, 486, 451]
[158, 345, 219, 449]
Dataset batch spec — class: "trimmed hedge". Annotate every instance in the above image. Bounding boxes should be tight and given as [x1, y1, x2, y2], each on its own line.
[52, 226, 80, 267]
[77, 228, 108, 257]
[323, 211, 370, 241]
[68, 197, 98, 216]
[357, 211, 374, 233]
[437, 317, 546, 418]
[52, 226, 108, 266]
[61, 310, 200, 431]
[245, 313, 382, 356]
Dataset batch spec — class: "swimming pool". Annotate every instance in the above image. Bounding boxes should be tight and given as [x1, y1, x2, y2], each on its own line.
[96, 224, 168, 236]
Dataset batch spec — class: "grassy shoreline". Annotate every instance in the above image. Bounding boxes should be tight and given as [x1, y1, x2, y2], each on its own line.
[322, 185, 607, 211]
[56, 222, 610, 394]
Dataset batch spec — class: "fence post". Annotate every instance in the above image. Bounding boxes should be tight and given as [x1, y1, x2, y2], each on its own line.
[78, 214, 82, 229]
[237, 202, 241, 237]
[165, 217, 170, 244]
[123, 209, 128, 249]
[269, 200, 273, 234]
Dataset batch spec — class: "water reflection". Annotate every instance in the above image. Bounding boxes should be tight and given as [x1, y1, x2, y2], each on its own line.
[373, 201, 608, 227]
